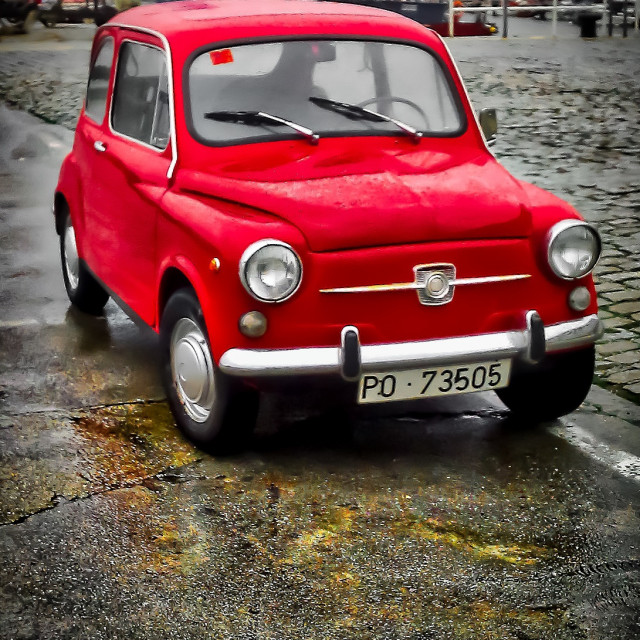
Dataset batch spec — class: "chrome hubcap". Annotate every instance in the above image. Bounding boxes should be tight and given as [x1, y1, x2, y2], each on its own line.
[170, 318, 215, 423]
[63, 222, 80, 292]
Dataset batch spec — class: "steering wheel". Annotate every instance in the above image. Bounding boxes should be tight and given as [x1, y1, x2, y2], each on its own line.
[357, 96, 429, 129]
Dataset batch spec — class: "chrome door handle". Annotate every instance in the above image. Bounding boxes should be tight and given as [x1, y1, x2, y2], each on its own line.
[93, 141, 107, 152]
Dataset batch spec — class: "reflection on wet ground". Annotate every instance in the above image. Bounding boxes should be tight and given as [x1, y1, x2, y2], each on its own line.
[2, 396, 640, 639]
[0, 309, 163, 414]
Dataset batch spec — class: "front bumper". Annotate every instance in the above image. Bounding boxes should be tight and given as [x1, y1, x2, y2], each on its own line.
[218, 313, 602, 380]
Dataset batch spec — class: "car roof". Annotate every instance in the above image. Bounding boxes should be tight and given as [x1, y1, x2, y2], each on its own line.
[109, 0, 440, 47]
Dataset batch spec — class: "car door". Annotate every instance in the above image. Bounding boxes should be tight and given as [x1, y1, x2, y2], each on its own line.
[80, 33, 172, 326]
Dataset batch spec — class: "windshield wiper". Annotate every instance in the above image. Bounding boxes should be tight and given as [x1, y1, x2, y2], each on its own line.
[204, 110, 319, 145]
[309, 96, 422, 144]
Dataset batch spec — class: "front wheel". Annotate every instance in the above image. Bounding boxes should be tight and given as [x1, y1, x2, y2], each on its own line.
[160, 288, 258, 452]
[496, 346, 595, 422]
[60, 210, 109, 315]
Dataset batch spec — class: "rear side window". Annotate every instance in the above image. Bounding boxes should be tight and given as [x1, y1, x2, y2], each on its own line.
[85, 38, 114, 123]
[111, 41, 170, 149]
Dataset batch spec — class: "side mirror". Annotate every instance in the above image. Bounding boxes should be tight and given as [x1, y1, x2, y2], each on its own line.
[479, 108, 497, 146]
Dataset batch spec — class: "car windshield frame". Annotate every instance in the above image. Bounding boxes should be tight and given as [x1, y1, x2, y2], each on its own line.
[183, 36, 468, 148]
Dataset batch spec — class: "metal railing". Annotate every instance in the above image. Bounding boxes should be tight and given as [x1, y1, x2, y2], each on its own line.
[447, 0, 639, 36]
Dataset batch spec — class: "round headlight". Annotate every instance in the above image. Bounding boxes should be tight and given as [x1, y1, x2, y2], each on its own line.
[547, 220, 601, 280]
[240, 240, 302, 302]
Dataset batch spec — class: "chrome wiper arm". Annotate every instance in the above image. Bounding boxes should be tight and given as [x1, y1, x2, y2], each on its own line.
[204, 110, 319, 145]
[309, 96, 422, 143]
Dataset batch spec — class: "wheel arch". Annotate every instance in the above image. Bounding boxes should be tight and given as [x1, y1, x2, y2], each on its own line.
[55, 153, 83, 236]
[158, 266, 195, 322]
[157, 259, 214, 335]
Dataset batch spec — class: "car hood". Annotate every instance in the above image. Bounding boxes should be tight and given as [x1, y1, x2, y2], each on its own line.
[176, 147, 531, 252]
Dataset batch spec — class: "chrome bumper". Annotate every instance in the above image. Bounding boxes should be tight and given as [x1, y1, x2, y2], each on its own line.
[218, 313, 603, 379]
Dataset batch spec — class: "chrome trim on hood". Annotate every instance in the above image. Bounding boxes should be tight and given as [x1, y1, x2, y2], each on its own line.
[320, 273, 530, 294]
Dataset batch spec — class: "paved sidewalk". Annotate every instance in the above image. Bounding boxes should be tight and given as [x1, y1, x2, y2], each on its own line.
[1, 25, 639, 402]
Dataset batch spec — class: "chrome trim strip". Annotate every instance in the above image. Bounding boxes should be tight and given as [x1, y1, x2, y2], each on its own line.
[321, 282, 417, 294]
[453, 274, 531, 286]
[218, 314, 602, 377]
[107, 23, 178, 179]
[320, 273, 530, 294]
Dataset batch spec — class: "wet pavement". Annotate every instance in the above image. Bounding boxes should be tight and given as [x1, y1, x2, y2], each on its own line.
[2, 402, 640, 639]
[1, 21, 640, 640]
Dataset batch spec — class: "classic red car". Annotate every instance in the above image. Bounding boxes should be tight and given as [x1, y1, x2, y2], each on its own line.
[54, 0, 602, 451]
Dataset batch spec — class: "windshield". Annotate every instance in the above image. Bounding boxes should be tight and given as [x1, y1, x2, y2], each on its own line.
[188, 40, 464, 145]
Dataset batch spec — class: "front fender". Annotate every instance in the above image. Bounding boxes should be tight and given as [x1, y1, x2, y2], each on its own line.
[156, 254, 214, 330]
[157, 190, 308, 361]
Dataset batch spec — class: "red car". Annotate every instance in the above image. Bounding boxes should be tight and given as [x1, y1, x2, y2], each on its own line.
[54, 0, 602, 451]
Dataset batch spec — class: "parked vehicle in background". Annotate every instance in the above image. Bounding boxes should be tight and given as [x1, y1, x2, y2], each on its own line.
[38, 0, 138, 27]
[0, 0, 40, 33]
[54, 0, 603, 452]
[510, 0, 554, 19]
[321, 0, 498, 36]
[429, 10, 499, 36]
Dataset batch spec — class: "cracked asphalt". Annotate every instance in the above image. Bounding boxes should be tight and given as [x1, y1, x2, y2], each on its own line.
[1, 20, 640, 640]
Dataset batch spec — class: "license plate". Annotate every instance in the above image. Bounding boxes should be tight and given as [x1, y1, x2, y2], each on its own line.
[357, 360, 511, 405]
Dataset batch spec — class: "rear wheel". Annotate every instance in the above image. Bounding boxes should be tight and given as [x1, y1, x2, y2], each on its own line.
[160, 288, 258, 452]
[497, 346, 595, 422]
[60, 210, 109, 315]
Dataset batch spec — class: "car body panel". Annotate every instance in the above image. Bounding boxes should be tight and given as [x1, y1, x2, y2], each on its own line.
[174, 146, 531, 252]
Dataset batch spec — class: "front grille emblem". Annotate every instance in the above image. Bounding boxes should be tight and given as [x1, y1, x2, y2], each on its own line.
[415, 263, 456, 306]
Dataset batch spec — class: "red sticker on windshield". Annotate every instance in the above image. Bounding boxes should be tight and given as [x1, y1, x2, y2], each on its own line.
[210, 49, 234, 65]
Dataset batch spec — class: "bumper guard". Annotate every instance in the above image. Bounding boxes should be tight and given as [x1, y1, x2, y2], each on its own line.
[218, 313, 603, 380]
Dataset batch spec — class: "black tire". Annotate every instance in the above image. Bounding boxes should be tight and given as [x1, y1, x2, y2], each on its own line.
[497, 346, 595, 422]
[60, 210, 109, 315]
[160, 288, 258, 453]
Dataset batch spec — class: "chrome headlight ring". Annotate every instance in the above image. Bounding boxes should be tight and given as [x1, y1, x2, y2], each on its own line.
[239, 239, 303, 303]
[546, 220, 601, 280]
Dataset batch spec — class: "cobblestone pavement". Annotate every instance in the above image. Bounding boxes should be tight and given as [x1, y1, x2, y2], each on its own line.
[1, 24, 639, 402]
[450, 35, 640, 403]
